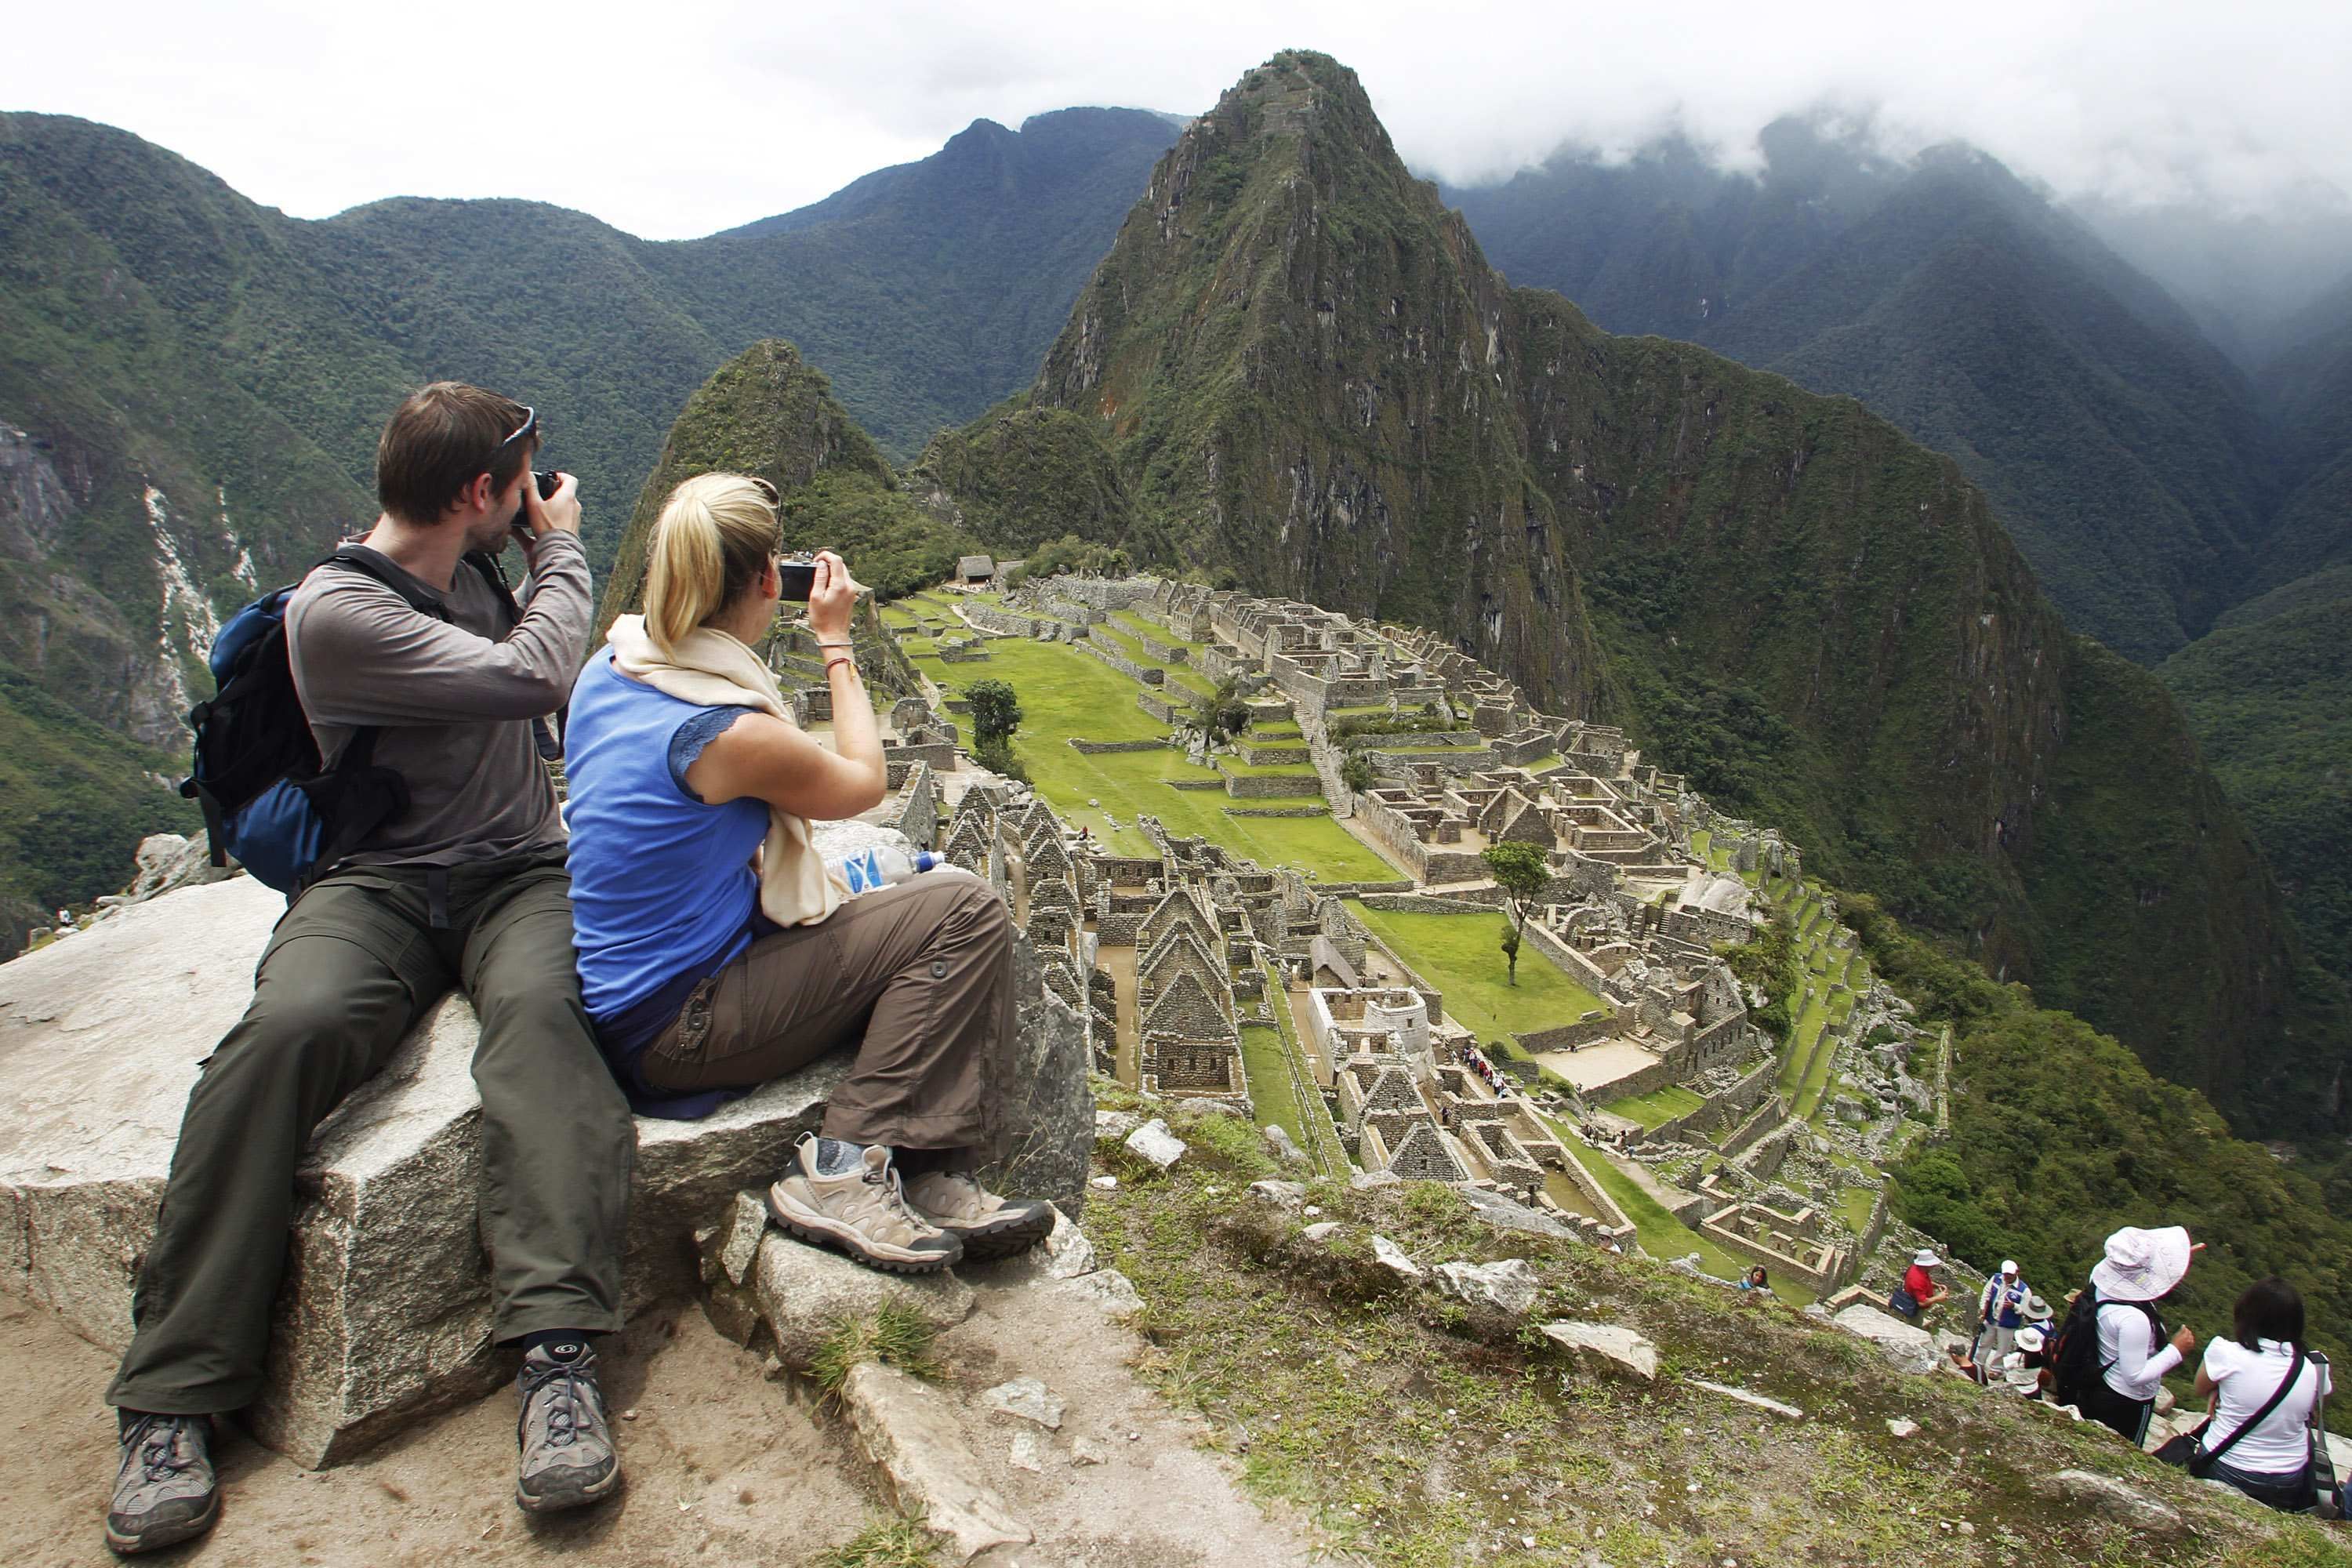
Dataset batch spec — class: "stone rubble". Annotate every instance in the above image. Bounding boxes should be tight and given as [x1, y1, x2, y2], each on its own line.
[1370, 1233, 1423, 1279]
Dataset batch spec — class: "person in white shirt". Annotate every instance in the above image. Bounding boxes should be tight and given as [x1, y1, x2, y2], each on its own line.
[1998, 1325, 2051, 1397]
[2083, 1225, 2201, 1443]
[2193, 1278, 2330, 1511]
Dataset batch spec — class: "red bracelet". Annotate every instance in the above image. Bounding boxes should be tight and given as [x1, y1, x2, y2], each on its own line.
[826, 655, 856, 676]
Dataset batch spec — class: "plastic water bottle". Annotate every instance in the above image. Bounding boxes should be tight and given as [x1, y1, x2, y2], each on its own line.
[832, 847, 942, 895]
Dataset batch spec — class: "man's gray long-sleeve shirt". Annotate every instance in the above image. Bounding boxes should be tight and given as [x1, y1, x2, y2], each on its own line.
[286, 531, 591, 867]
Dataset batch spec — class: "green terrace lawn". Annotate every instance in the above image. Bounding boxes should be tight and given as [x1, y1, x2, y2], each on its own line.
[1109, 608, 1207, 655]
[1091, 624, 1217, 699]
[920, 635, 1396, 878]
[1346, 905, 1607, 1046]
[1602, 1083, 1708, 1131]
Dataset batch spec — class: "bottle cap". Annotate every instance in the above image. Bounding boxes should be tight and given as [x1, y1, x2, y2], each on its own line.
[915, 851, 938, 873]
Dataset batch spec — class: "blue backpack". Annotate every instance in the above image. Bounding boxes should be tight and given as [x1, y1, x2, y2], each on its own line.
[179, 547, 526, 892]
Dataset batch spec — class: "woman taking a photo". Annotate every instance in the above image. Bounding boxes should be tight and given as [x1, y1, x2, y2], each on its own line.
[562, 473, 1051, 1273]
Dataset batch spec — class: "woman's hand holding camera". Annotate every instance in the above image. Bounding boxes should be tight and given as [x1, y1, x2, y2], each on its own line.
[807, 550, 865, 646]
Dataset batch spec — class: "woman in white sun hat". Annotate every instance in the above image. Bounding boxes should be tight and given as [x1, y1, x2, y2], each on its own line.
[2081, 1225, 2203, 1443]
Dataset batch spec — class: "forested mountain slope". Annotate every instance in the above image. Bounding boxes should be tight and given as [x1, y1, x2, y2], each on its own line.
[1444, 123, 2273, 663]
[0, 107, 1173, 933]
[933, 51, 2347, 1135]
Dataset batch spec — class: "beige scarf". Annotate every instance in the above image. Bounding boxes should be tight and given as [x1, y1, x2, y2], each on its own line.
[606, 615, 847, 928]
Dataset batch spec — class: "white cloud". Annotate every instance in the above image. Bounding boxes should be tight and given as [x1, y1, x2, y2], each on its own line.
[5, 0, 2346, 238]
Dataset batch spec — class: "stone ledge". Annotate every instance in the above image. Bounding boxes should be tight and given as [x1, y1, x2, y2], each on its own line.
[0, 872, 1090, 1468]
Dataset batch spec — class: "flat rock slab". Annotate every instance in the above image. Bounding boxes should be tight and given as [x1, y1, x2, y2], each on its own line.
[1540, 1319, 1657, 1381]
[1832, 1303, 1939, 1376]
[842, 1362, 1033, 1562]
[1689, 1378, 1805, 1421]
[1435, 1258, 1540, 1316]
[0, 874, 1086, 1468]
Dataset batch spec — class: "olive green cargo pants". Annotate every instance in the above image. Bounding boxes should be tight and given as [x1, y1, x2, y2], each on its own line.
[106, 848, 635, 1417]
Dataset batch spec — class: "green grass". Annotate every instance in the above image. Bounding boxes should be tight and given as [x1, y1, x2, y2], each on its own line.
[1836, 1185, 1880, 1236]
[810, 1517, 942, 1568]
[920, 637, 1396, 876]
[1602, 1083, 1708, 1129]
[808, 1301, 943, 1396]
[1547, 1123, 1755, 1280]
[1347, 905, 1607, 1044]
[1240, 1025, 1309, 1149]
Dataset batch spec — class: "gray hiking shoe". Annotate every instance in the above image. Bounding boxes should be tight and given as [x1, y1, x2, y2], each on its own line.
[765, 1138, 964, 1273]
[904, 1169, 1054, 1261]
[515, 1343, 621, 1514]
[104, 1413, 219, 1555]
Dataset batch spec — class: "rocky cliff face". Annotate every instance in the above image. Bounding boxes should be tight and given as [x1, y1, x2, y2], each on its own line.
[946, 50, 2346, 1132]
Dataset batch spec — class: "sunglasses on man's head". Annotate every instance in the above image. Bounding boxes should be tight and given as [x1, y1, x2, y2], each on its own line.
[491, 405, 538, 462]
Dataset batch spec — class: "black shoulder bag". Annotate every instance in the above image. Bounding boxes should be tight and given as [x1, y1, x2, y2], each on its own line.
[2156, 1346, 2305, 1479]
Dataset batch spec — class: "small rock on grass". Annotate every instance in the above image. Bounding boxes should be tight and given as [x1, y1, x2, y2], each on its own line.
[1539, 1320, 1657, 1381]
[2044, 1470, 2186, 1537]
[982, 1377, 1066, 1431]
[1687, 1378, 1804, 1421]
[1094, 1109, 1142, 1141]
[1248, 1179, 1307, 1210]
[1434, 1258, 1541, 1316]
[1069, 1436, 1109, 1466]
[1371, 1233, 1423, 1279]
[1886, 1417, 1919, 1439]
[1264, 1123, 1308, 1164]
[1123, 1119, 1187, 1168]
[1301, 1221, 1341, 1243]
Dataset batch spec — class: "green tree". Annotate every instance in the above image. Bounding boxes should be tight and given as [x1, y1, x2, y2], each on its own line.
[1481, 840, 1551, 987]
[1339, 753, 1375, 793]
[965, 680, 1023, 752]
[1192, 675, 1252, 745]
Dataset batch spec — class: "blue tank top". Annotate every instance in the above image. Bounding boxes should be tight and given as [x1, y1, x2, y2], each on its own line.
[562, 652, 768, 1020]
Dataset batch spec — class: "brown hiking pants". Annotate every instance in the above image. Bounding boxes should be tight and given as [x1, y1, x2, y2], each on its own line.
[637, 874, 1013, 1153]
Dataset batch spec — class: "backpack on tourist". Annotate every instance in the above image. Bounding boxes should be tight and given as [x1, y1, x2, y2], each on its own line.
[2048, 1289, 2161, 1410]
[180, 548, 528, 892]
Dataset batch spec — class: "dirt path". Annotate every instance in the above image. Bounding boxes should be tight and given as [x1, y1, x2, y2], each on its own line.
[3, 1265, 1332, 1568]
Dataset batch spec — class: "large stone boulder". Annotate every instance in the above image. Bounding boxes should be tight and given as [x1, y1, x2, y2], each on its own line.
[0, 872, 1089, 1468]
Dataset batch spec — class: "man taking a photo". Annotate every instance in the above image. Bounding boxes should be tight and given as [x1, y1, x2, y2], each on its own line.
[102, 384, 636, 1554]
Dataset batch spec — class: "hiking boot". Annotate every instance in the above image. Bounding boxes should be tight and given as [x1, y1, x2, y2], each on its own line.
[904, 1168, 1054, 1261]
[515, 1342, 621, 1514]
[104, 1413, 219, 1555]
[765, 1138, 964, 1273]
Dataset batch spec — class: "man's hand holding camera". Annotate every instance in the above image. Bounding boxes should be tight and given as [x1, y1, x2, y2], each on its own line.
[513, 470, 582, 563]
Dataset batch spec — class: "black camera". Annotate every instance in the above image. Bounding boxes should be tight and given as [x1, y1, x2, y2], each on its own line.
[776, 553, 818, 602]
[532, 470, 561, 500]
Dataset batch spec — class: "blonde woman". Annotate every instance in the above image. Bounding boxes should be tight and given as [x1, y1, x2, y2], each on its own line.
[562, 473, 1049, 1273]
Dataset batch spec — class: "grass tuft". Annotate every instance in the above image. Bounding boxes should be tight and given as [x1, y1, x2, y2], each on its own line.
[808, 1301, 943, 1396]
[807, 1515, 940, 1568]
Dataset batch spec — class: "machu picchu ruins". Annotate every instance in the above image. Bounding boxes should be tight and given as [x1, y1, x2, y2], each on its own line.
[821, 571, 1961, 1296]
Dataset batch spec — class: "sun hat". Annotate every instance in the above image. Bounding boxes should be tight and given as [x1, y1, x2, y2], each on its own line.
[1912, 1248, 1942, 1268]
[2089, 1225, 2193, 1302]
[2025, 1294, 2051, 1319]
[2000, 1259, 2019, 1275]
[2016, 1327, 2046, 1353]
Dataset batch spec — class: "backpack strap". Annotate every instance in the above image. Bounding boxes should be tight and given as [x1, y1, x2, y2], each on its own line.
[2194, 1347, 2308, 1475]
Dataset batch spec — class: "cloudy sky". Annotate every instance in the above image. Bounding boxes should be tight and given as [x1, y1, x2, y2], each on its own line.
[7, 0, 2347, 241]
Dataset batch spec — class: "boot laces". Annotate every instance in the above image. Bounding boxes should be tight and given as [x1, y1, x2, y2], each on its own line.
[123, 1414, 200, 1486]
[519, 1356, 596, 1450]
[865, 1161, 933, 1230]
